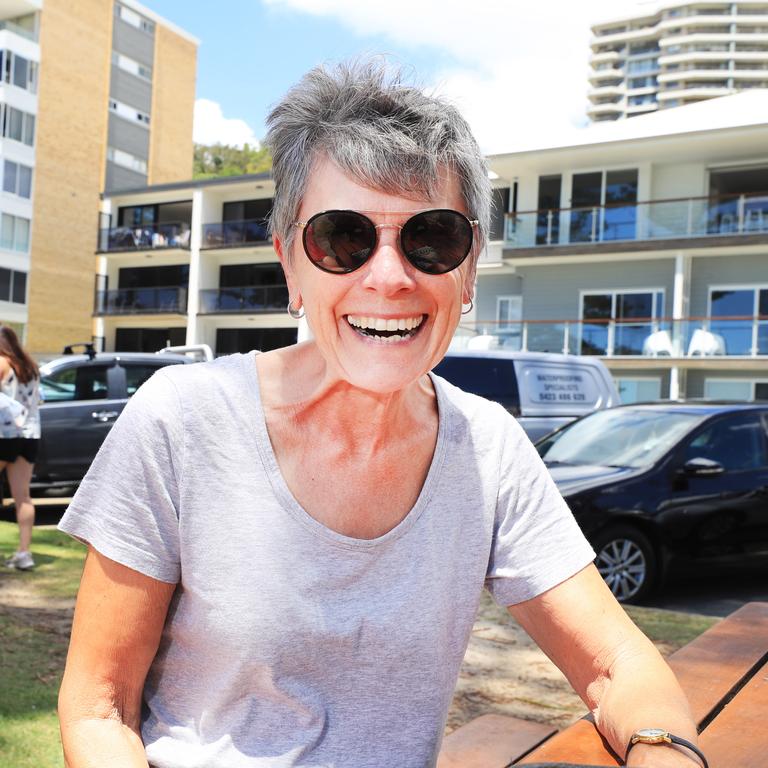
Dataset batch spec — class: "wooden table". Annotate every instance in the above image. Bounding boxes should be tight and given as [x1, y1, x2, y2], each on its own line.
[438, 601, 768, 767]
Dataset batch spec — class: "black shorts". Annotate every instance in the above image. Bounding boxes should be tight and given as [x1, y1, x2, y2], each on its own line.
[0, 438, 39, 464]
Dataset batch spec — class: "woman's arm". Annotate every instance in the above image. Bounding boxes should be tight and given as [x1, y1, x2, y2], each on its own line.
[509, 564, 702, 767]
[59, 547, 176, 768]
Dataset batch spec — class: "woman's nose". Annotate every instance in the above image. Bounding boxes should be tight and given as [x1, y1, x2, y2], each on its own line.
[361, 229, 416, 294]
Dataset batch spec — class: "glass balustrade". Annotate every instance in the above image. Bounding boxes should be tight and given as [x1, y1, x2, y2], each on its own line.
[98, 222, 191, 251]
[505, 192, 768, 249]
[454, 317, 768, 358]
[201, 219, 271, 248]
[94, 287, 188, 315]
[198, 285, 289, 314]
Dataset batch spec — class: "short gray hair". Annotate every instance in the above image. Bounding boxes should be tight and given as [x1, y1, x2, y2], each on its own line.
[265, 58, 491, 260]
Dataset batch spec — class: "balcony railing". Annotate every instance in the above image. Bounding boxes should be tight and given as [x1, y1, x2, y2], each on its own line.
[453, 316, 768, 358]
[0, 20, 38, 41]
[201, 218, 270, 249]
[98, 222, 191, 252]
[198, 285, 289, 314]
[94, 287, 188, 315]
[505, 192, 768, 250]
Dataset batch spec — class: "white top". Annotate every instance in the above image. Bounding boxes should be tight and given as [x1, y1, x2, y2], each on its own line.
[0, 368, 41, 439]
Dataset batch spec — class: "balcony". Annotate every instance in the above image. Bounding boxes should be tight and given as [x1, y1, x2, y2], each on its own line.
[94, 286, 188, 315]
[98, 223, 191, 252]
[198, 285, 289, 314]
[0, 20, 38, 42]
[453, 316, 768, 359]
[201, 218, 271, 249]
[504, 192, 768, 251]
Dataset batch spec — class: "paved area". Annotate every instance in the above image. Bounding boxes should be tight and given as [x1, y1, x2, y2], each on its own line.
[647, 556, 768, 617]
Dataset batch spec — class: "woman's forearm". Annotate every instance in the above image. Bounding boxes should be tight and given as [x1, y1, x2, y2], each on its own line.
[60, 716, 149, 768]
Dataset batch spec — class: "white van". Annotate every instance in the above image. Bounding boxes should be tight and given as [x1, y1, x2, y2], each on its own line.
[433, 350, 620, 442]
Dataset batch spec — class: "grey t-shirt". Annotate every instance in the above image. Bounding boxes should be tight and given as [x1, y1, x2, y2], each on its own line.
[59, 351, 594, 768]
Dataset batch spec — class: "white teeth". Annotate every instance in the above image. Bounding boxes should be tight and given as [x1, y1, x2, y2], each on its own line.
[347, 314, 424, 332]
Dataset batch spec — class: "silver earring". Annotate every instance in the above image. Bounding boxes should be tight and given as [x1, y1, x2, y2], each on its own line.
[461, 297, 474, 315]
[287, 299, 305, 319]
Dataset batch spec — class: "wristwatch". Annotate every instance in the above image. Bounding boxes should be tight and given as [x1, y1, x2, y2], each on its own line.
[625, 729, 709, 767]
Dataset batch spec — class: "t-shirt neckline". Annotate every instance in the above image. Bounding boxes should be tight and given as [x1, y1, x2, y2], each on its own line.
[242, 350, 449, 550]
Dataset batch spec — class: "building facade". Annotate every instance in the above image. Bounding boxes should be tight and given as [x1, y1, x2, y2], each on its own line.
[589, 0, 768, 121]
[475, 92, 768, 402]
[0, 0, 197, 355]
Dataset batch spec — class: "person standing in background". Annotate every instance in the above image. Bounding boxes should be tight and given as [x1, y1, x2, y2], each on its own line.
[0, 326, 41, 571]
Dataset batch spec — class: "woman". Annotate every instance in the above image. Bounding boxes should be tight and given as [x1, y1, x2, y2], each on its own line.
[1, 326, 41, 571]
[58, 62, 705, 768]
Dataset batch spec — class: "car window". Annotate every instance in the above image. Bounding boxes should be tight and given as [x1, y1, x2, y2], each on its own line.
[683, 413, 768, 471]
[40, 365, 110, 402]
[123, 363, 174, 396]
[433, 357, 520, 413]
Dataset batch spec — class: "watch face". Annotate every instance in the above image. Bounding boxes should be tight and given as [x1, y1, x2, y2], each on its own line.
[637, 728, 668, 740]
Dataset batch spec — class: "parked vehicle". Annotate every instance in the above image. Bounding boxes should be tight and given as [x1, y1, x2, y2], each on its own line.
[29, 344, 208, 497]
[433, 350, 620, 441]
[536, 402, 768, 602]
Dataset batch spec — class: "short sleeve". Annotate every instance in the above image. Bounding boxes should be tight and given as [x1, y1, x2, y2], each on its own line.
[58, 370, 184, 583]
[485, 415, 595, 606]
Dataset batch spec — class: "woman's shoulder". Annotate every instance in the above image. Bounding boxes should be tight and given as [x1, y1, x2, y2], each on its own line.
[156, 351, 255, 399]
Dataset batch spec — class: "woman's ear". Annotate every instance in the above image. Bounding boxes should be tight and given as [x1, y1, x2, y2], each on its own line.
[274, 233, 300, 300]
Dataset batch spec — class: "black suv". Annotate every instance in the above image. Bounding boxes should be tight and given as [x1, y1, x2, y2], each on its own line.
[32, 346, 197, 497]
[536, 402, 768, 603]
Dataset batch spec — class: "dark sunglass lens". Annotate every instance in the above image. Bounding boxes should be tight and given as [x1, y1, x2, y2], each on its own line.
[401, 210, 472, 274]
[304, 211, 376, 273]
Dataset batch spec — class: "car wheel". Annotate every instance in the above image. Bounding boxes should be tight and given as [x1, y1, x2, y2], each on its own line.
[593, 525, 657, 604]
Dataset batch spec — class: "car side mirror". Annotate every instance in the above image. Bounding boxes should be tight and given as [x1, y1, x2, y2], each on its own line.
[682, 457, 724, 476]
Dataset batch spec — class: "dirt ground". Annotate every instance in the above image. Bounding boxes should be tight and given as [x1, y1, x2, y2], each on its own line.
[1, 577, 675, 737]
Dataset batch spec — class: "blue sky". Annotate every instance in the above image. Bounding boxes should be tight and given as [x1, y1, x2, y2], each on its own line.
[146, 0, 642, 153]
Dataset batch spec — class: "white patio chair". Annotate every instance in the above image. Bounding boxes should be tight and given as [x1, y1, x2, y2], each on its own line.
[642, 329, 674, 357]
[688, 328, 726, 356]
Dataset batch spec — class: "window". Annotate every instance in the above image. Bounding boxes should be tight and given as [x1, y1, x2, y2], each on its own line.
[569, 168, 638, 243]
[40, 365, 110, 402]
[489, 187, 510, 241]
[497, 296, 522, 330]
[2, 160, 32, 199]
[111, 51, 152, 81]
[615, 378, 661, 403]
[581, 289, 664, 356]
[106, 147, 148, 174]
[682, 413, 768, 471]
[116, 3, 155, 34]
[0, 105, 36, 146]
[0, 213, 30, 252]
[708, 286, 768, 356]
[0, 51, 37, 93]
[108, 99, 150, 127]
[123, 363, 170, 396]
[0, 267, 28, 304]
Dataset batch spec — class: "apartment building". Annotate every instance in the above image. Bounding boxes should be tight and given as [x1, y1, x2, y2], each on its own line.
[94, 173, 512, 357]
[0, 0, 197, 355]
[475, 90, 768, 402]
[95, 174, 299, 355]
[589, 0, 768, 121]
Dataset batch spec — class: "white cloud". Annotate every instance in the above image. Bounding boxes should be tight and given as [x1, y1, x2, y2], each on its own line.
[264, 0, 646, 153]
[193, 99, 261, 148]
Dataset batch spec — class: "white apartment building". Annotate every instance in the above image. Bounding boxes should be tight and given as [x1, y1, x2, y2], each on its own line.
[95, 174, 299, 355]
[0, 1, 39, 336]
[589, 0, 768, 121]
[476, 91, 768, 402]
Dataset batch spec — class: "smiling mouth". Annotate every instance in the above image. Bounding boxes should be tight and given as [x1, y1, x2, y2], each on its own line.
[346, 314, 425, 343]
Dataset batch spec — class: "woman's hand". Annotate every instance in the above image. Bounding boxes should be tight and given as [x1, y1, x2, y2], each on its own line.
[509, 565, 702, 768]
[59, 547, 175, 767]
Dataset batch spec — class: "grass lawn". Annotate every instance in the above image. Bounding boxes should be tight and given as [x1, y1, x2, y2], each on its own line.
[0, 521, 85, 768]
[0, 520, 719, 765]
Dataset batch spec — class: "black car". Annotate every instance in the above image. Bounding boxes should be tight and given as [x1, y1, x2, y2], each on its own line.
[31, 347, 199, 497]
[536, 402, 768, 603]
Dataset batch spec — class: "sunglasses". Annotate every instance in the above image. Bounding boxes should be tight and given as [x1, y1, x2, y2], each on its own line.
[294, 209, 478, 275]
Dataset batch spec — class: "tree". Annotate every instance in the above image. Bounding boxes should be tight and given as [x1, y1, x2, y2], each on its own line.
[193, 142, 272, 179]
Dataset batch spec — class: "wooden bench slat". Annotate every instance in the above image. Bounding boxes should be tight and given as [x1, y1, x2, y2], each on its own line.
[665, 602, 768, 723]
[698, 658, 768, 768]
[515, 719, 619, 766]
[437, 714, 557, 768]
[518, 602, 768, 765]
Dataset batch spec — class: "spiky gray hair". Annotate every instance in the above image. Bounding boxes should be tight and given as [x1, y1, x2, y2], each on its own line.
[265, 58, 491, 261]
